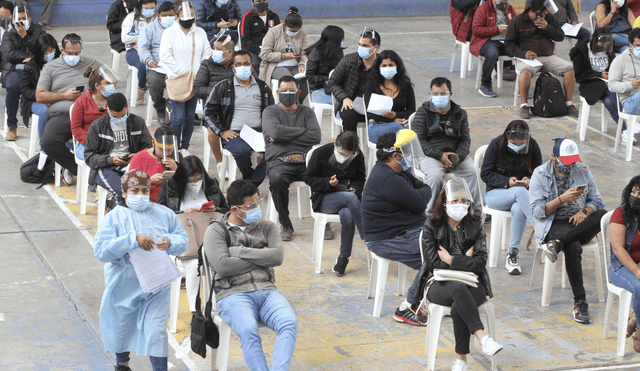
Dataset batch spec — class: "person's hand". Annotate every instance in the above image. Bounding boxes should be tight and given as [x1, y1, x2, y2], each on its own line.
[132, 44, 138, 50]
[508, 177, 519, 188]
[150, 173, 166, 184]
[569, 210, 587, 226]
[185, 208, 199, 213]
[329, 174, 339, 187]
[522, 176, 531, 188]
[150, 61, 158, 68]
[22, 56, 32, 63]
[561, 188, 583, 203]
[525, 50, 537, 60]
[298, 64, 305, 73]
[572, 21, 579, 26]
[155, 237, 170, 250]
[465, 246, 474, 257]
[65, 87, 83, 101]
[269, 137, 275, 143]
[16, 22, 26, 38]
[341, 97, 353, 111]
[534, 15, 548, 29]
[498, 25, 508, 34]
[440, 152, 454, 168]
[632, 77, 640, 89]
[438, 245, 453, 265]
[601, 71, 609, 79]
[382, 111, 397, 119]
[221, 130, 239, 141]
[112, 155, 129, 166]
[228, 19, 238, 27]
[136, 234, 155, 251]
[611, 0, 619, 13]
[217, 20, 230, 28]
[202, 204, 217, 212]
[162, 158, 178, 171]
[394, 118, 405, 124]
[283, 52, 297, 60]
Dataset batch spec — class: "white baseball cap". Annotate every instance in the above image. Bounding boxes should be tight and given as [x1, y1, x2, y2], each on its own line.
[553, 138, 581, 165]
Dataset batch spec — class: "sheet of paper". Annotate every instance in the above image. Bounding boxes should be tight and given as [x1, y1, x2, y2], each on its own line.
[561, 22, 583, 37]
[515, 57, 543, 68]
[293, 72, 306, 79]
[367, 93, 394, 116]
[239, 124, 266, 152]
[352, 97, 366, 116]
[128, 246, 181, 294]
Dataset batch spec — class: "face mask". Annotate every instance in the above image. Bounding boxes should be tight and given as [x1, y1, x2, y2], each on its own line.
[217, 0, 229, 5]
[285, 27, 300, 37]
[64, 54, 80, 67]
[255, 2, 269, 12]
[142, 8, 155, 18]
[179, 18, 194, 29]
[0, 18, 9, 29]
[160, 16, 175, 28]
[211, 50, 225, 63]
[333, 149, 348, 164]
[238, 206, 262, 224]
[507, 142, 526, 153]
[279, 91, 298, 107]
[358, 45, 374, 59]
[432, 95, 449, 109]
[445, 203, 469, 222]
[44, 52, 55, 63]
[380, 66, 397, 80]
[102, 84, 115, 97]
[615, 0, 625, 7]
[126, 194, 152, 211]
[234, 65, 252, 80]
[629, 195, 640, 212]
[555, 158, 573, 174]
[340, 40, 344, 48]
[188, 179, 203, 191]
[110, 112, 129, 126]
[395, 156, 411, 171]
[633, 46, 640, 58]
[495, 0, 508, 12]
[21, 20, 30, 30]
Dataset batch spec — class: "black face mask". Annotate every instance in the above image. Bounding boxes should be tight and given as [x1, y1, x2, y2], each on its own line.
[495, 1, 508, 12]
[255, 2, 269, 12]
[278, 92, 298, 107]
[179, 18, 194, 29]
[630, 195, 640, 212]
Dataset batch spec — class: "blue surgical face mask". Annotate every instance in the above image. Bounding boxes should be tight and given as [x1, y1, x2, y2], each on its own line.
[380, 66, 397, 80]
[22, 20, 30, 31]
[633, 46, 640, 58]
[234, 65, 252, 80]
[358, 45, 373, 59]
[211, 50, 225, 63]
[239, 206, 262, 224]
[507, 142, 526, 152]
[126, 194, 152, 211]
[110, 112, 129, 126]
[160, 15, 175, 28]
[395, 155, 412, 171]
[142, 8, 155, 18]
[64, 54, 80, 67]
[102, 84, 115, 97]
[555, 158, 574, 174]
[217, 0, 229, 5]
[44, 52, 55, 63]
[340, 40, 344, 48]
[431, 95, 449, 109]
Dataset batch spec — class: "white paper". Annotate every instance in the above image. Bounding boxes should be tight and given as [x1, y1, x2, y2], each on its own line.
[367, 93, 394, 116]
[293, 72, 305, 79]
[239, 124, 266, 152]
[352, 97, 366, 115]
[128, 246, 181, 294]
[561, 22, 583, 37]
[515, 57, 543, 68]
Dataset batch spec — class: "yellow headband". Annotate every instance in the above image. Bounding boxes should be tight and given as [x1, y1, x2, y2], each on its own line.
[154, 137, 175, 150]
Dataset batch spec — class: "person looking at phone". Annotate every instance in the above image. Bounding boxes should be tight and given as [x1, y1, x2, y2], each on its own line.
[85, 93, 153, 210]
[122, 0, 157, 106]
[529, 138, 606, 323]
[412, 77, 482, 217]
[480, 120, 542, 275]
[196, 0, 241, 42]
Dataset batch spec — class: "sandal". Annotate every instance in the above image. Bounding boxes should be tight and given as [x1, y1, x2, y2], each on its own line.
[633, 326, 640, 353]
[628, 312, 637, 338]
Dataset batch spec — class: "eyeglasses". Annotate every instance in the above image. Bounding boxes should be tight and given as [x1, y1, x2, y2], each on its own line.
[187, 174, 204, 183]
[278, 89, 298, 93]
[234, 62, 252, 67]
[429, 91, 450, 96]
[236, 198, 262, 211]
[450, 199, 471, 205]
[142, 5, 156, 9]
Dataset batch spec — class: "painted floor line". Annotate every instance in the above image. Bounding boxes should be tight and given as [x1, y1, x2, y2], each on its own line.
[556, 363, 640, 371]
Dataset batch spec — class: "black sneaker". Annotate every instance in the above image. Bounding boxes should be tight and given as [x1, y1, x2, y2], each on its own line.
[393, 303, 427, 326]
[280, 223, 294, 241]
[332, 256, 349, 276]
[542, 239, 562, 263]
[573, 300, 591, 324]
[324, 223, 334, 240]
[505, 249, 521, 275]
[106, 192, 118, 211]
[115, 365, 133, 371]
[38, 22, 52, 30]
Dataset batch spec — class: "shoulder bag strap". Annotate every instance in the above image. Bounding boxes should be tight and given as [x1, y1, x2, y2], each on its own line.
[204, 221, 231, 314]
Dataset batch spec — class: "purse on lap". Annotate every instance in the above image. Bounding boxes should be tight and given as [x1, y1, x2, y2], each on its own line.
[432, 269, 479, 288]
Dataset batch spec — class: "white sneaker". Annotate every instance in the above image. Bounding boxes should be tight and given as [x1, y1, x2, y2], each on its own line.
[505, 250, 521, 275]
[635, 125, 640, 134]
[622, 130, 637, 144]
[63, 169, 76, 185]
[481, 335, 504, 357]
[450, 359, 467, 371]
[216, 162, 224, 180]
[179, 149, 190, 158]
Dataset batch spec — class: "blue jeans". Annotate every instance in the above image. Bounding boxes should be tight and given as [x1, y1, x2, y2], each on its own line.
[367, 120, 403, 144]
[613, 33, 630, 53]
[318, 191, 363, 257]
[610, 264, 640, 317]
[125, 49, 147, 88]
[221, 129, 266, 186]
[115, 352, 167, 371]
[479, 40, 511, 86]
[484, 187, 535, 251]
[171, 95, 198, 150]
[30, 102, 49, 146]
[311, 88, 333, 105]
[217, 290, 298, 371]
[5, 69, 22, 128]
[75, 143, 85, 161]
[603, 87, 621, 128]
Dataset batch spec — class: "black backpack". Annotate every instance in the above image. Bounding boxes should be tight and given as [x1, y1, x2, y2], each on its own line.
[531, 72, 567, 118]
[20, 153, 55, 187]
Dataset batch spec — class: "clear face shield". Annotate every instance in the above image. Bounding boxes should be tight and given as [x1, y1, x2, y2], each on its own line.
[329, 145, 359, 170]
[444, 177, 474, 205]
[595, 34, 614, 54]
[355, 26, 377, 52]
[213, 30, 233, 47]
[394, 129, 425, 170]
[177, 1, 196, 20]
[157, 135, 178, 162]
[544, 0, 558, 14]
[12, 7, 29, 26]
[98, 65, 122, 84]
[506, 128, 531, 154]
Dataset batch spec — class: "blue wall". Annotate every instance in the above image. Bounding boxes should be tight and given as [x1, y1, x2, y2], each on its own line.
[24, 0, 443, 26]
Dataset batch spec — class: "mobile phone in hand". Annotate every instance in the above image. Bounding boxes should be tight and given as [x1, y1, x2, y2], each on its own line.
[576, 184, 587, 192]
[76, 85, 85, 92]
[515, 180, 525, 185]
[161, 170, 175, 178]
[121, 154, 132, 162]
[199, 200, 214, 212]
[448, 154, 459, 166]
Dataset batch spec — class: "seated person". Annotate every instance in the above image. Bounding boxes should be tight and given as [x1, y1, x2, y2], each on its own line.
[413, 77, 482, 217]
[570, 28, 620, 137]
[504, 0, 579, 119]
[305, 25, 344, 105]
[158, 154, 229, 314]
[480, 120, 542, 274]
[530, 138, 606, 323]
[303, 131, 366, 276]
[70, 65, 120, 160]
[240, 0, 280, 71]
[526, 0, 590, 43]
[327, 29, 380, 133]
[421, 176, 504, 371]
[262, 75, 321, 241]
[596, 0, 635, 53]
[196, 0, 241, 42]
[608, 28, 640, 143]
[450, 0, 480, 43]
[129, 126, 179, 203]
[203, 50, 274, 187]
[107, 0, 138, 53]
[1, 6, 45, 141]
[471, 0, 517, 98]
[38, 33, 101, 184]
[84, 93, 153, 209]
[361, 131, 431, 326]
[203, 179, 297, 370]
[364, 49, 415, 144]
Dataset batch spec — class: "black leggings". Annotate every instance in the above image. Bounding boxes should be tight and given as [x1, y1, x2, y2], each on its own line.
[41, 113, 76, 175]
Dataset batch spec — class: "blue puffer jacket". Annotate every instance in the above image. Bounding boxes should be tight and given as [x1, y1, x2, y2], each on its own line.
[196, 0, 242, 40]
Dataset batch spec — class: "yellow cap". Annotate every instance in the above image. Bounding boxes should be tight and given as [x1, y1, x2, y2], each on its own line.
[394, 129, 416, 148]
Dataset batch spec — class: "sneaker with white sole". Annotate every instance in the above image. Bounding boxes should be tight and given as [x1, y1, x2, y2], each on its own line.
[481, 335, 504, 357]
[450, 359, 467, 371]
[478, 85, 497, 98]
[573, 300, 591, 324]
[393, 300, 427, 326]
[635, 125, 640, 134]
[622, 130, 637, 143]
[505, 249, 521, 275]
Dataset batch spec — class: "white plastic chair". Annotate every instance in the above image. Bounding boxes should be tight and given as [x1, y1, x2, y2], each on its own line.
[601, 210, 632, 356]
[473, 145, 512, 267]
[577, 96, 607, 142]
[97, 185, 109, 226]
[267, 181, 307, 224]
[474, 55, 511, 90]
[366, 250, 409, 317]
[306, 74, 332, 129]
[590, 11, 596, 33]
[107, 27, 122, 74]
[69, 104, 91, 215]
[271, 79, 279, 104]
[449, 40, 474, 79]
[127, 65, 139, 108]
[28, 113, 40, 158]
[144, 89, 154, 126]
[614, 93, 638, 162]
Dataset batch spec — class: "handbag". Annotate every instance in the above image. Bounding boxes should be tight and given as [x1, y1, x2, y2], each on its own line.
[166, 33, 196, 103]
[432, 269, 479, 287]
[177, 211, 223, 260]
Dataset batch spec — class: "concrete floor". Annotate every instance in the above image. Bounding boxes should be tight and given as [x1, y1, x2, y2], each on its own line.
[1, 14, 640, 371]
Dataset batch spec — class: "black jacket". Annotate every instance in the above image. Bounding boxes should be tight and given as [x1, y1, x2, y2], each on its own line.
[203, 76, 274, 136]
[194, 59, 235, 100]
[20, 58, 41, 125]
[0, 25, 45, 86]
[303, 142, 366, 212]
[412, 100, 471, 162]
[504, 10, 564, 58]
[157, 177, 229, 214]
[240, 8, 280, 56]
[363, 79, 416, 123]
[84, 114, 152, 185]
[569, 39, 615, 105]
[327, 52, 366, 111]
[106, 0, 138, 53]
[480, 136, 543, 192]
[306, 47, 340, 92]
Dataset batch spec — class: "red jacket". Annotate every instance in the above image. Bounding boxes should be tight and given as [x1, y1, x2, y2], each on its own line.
[470, 2, 517, 57]
[450, 4, 477, 43]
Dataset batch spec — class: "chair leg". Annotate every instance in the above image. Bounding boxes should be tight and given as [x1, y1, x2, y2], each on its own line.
[513, 72, 520, 107]
[626, 116, 636, 161]
[475, 57, 483, 90]
[603, 291, 614, 340]
[80, 164, 90, 215]
[130, 68, 139, 108]
[313, 218, 326, 274]
[367, 256, 378, 299]
[396, 263, 407, 296]
[217, 322, 232, 371]
[561, 254, 568, 289]
[488, 215, 502, 268]
[617, 293, 633, 356]
[614, 117, 624, 152]
[203, 127, 211, 173]
[460, 43, 469, 79]
[496, 59, 504, 89]
[425, 305, 446, 371]
[449, 43, 458, 73]
[296, 185, 303, 219]
[169, 277, 181, 333]
[145, 90, 153, 126]
[372, 258, 390, 317]
[55, 162, 61, 187]
[593, 248, 605, 303]
[529, 247, 543, 290]
[541, 253, 559, 307]
[268, 192, 278, 224]
[579, 103, 591, 141]
[481, 302, 498, 371]
[601, 103, 608, 132]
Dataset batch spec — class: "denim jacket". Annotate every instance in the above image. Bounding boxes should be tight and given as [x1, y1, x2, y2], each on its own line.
[529, 160, 605, 244]
[610, 206, 639, 271]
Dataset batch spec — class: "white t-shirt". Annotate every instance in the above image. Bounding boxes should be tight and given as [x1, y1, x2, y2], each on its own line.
[588, 46, 609, 73]
[180, 183, 208, 211]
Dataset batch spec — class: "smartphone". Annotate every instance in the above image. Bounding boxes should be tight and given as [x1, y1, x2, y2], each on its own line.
[121, 154, 132, 162]
[576, 184, 587, 192]
[448, 154, 459, 166]
[515, 180, 526, 185]
[76, 85, 85, 92]
[199, 200, 214, 212]
[161, 170, 175, 178]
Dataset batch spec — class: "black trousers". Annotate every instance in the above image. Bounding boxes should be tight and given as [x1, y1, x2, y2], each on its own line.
[147, 69, 167, 114]
[41, 113, 77, 175]
[427, 280, 487, 355]
[544, 208, 607, 302]
[339, 108, 365, 133]
[266, 160, 305, 226]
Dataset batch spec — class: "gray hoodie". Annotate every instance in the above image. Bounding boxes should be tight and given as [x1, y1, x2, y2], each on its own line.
[608, 48, 640, 104]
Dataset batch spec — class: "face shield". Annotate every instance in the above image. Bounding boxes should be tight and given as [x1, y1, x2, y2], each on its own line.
[394, 129, 425, 171]
[595, 34, 614, 54]
[329, 145, 358, 170]
[506, 128, 531, 154]
[444, 176, 474, 204]
[213, 30, 233, 47]
[12, 7, 29, 25]
[494, 0, 510, 14]
[98, 65, 122, 84]
[177, 1, 196, 20]
[156, 135, 178, 162]
[544, 0, 558, 14]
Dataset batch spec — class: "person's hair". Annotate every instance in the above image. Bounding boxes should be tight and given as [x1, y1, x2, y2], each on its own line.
[227, 179, 260, 207]
[529, 0, 546, 12]
[154, 126, 175, 141]
[173, 155, 218, 202]
[376, 132, 399, 162]
[32, 33, 60, 69]
[370, 49, 411, 91]
[590, 27, 613, 54]
[430, 77, 452, 92]
[622, 175, 640, 222]
[361, 30, 381, 47]
[158, 1, 175, 13]
[233, 49, 250, 63]
[498, 120, 535, 172]
[87, 67, 107, 94]
[336, 130, 359, 152]
[278, 75, 299, 89]
[284, 6, 302, 28]
[601, 0, 630, 23]
[304, 25, 344, 67]
[62, 33, 82, 49]
[429, 181, 478, 225]
[14, 6, 28, 18]
[213, 37, 235, 51]
[107, 93, 128, 112]
[629, 27, 640, 44]
[135, 0, 157, 21]
[0, 1, 13, 13]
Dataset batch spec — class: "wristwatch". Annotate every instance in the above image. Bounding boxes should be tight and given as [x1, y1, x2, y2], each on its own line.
[581, 208, 590, 216]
